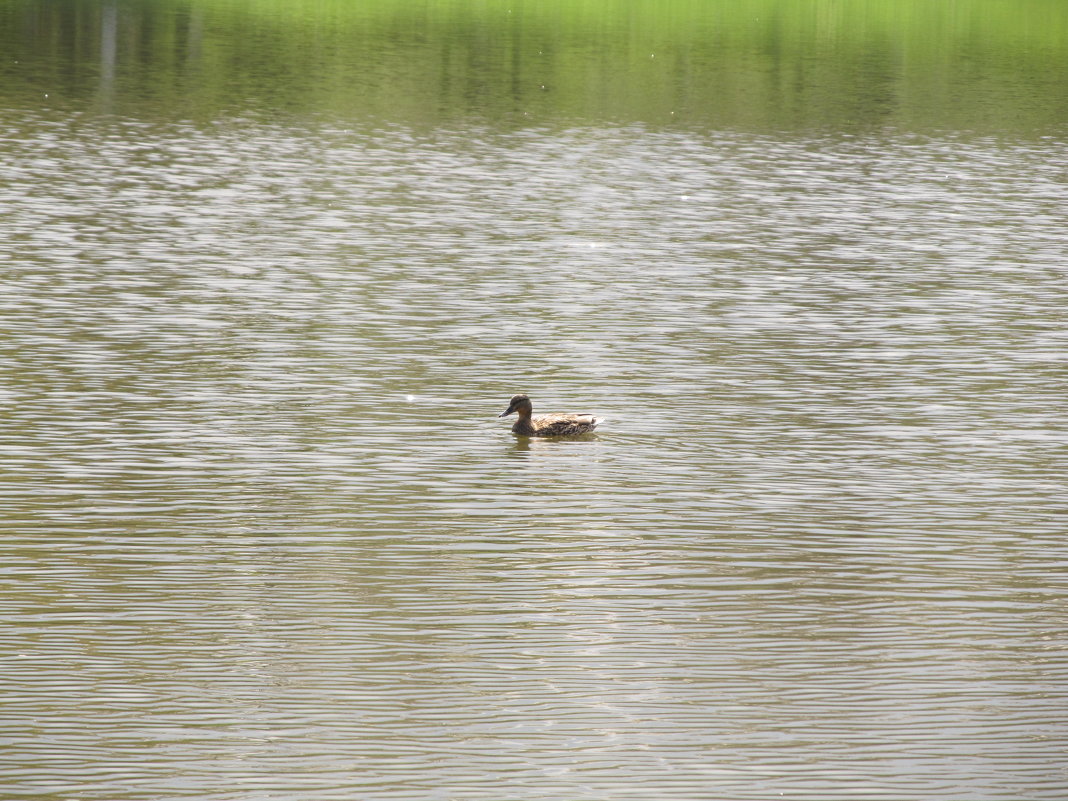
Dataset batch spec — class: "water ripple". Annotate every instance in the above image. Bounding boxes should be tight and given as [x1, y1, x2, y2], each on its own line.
[1, 114, 1066, 799]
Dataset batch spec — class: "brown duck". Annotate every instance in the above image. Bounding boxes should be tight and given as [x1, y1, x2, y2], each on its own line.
[498, 394, 601, 437]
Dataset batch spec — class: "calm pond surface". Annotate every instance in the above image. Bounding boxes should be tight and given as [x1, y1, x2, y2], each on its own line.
[1, 1, 1067, 799]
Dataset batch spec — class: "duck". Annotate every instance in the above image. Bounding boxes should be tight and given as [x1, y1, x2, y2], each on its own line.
[498, 394, 601, 437]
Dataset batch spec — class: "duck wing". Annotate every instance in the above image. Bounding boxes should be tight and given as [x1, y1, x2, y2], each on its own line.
[531, 413, 600, 437]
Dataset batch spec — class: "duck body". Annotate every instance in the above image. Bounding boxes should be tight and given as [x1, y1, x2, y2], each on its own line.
[499, 394, 601, 437]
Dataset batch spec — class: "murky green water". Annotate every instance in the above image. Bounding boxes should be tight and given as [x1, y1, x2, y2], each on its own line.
[2, 2, 1067, 799]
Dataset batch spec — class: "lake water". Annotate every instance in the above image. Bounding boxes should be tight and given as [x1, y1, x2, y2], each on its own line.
[1, 1, 1067, 799]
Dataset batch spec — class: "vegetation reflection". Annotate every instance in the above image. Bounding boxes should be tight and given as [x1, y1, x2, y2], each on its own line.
[1, 0, 1066, 132]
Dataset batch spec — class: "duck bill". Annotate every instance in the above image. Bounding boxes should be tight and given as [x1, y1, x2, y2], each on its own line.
[499, 405, 516, 418]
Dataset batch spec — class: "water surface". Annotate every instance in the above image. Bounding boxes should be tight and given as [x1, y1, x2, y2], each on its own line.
[1, 2, 1067, 799]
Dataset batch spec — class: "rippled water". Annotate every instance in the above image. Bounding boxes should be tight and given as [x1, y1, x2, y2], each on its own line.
[2, 112, 1067, 799]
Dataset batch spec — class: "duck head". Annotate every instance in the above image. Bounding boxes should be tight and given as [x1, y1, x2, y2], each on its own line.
[499, 394, 532, 418]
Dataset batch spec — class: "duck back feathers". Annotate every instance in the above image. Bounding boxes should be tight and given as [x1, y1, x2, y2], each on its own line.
[523, 413, 601, 437]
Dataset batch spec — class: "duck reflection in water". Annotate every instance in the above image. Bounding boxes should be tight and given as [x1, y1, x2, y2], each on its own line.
[498, 394, 601, 437]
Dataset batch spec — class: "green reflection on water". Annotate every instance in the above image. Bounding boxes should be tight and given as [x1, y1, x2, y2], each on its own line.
[1, 0, 1066, 132]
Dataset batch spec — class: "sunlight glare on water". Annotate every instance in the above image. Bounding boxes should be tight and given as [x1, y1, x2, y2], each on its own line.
[1, 114, 1065, 800]
[1, 0, 1067, 796]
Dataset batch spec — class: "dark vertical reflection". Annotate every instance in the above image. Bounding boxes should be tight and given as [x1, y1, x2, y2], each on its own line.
[96, 0, 117, 111]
